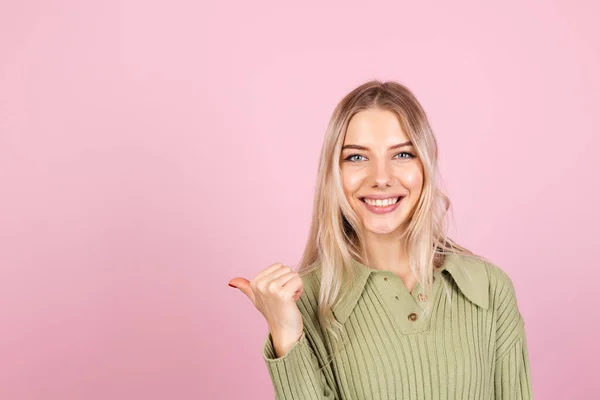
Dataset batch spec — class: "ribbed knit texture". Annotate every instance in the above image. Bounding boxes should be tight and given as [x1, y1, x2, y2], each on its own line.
[262, 254, 533, 399]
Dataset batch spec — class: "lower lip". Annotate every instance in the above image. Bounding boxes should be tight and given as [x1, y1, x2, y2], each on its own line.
[361, 197, 403, 214]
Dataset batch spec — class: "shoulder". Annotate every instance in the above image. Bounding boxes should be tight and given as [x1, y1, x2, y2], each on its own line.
[476, 257, 526, 358]
[445, 253, 523, 316]
[479, 257, 521, 312]
[448, 253, 514, 288]
[449, 254, 519, 298]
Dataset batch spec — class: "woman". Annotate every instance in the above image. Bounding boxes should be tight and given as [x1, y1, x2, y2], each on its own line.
[229, 80, 533, 399]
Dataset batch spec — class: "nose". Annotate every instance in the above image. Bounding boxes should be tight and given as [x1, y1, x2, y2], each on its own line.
[371, 158, 394, 188]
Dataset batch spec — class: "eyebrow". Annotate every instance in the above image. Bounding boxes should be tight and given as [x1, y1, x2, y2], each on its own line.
[341, 141, 413, 151]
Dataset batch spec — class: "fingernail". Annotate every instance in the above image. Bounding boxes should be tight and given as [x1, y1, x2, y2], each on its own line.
[228, 283, 236, 288]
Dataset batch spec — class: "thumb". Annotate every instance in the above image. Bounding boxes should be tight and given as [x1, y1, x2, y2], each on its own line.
[228, 277, 256, 304]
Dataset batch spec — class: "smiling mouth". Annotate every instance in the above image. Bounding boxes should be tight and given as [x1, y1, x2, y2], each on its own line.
[360, 196, 403, 207]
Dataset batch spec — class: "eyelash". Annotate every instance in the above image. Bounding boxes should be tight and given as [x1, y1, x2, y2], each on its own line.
[343, 152, 416, 163]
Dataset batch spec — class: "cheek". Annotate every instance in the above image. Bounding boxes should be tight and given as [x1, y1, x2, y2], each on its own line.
[341, 170, 363, 194]
[401, 167, 424, 191]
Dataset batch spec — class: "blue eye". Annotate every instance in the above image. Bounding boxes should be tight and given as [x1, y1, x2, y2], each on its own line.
[343, 152, 416, 162]
[346, 154, 366, 162]
[395, 152, 416, 159]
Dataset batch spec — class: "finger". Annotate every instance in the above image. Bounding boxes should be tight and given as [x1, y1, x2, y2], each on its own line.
[228, 277, 249, 288]
[272, 273, 303, 299]
[292, 283, 304, 302]
[264, 265, 296, 284]
[228, 277, 256, 304]
[253, 262, 285, 282]
[280, 274, 303, 301]
[254, 265, 294, 292]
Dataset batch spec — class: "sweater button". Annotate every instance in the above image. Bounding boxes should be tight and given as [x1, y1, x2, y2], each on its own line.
[408, 312, 418, 322]
[417, 293, 427, 302]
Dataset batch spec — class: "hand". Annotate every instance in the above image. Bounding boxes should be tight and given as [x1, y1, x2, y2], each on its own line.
[229, 262, 304, 355]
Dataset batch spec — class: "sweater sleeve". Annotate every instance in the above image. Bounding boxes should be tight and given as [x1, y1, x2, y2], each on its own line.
[262, 329, 338, 399]
[494, 333, 533, 399]
[490, 263, 533, 399]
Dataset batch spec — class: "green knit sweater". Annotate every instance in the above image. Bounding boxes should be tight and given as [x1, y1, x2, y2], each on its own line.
[261, 253, 533, 399]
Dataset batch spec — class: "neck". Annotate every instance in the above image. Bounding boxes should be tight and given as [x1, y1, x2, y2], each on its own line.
[364, 231, 412, 280]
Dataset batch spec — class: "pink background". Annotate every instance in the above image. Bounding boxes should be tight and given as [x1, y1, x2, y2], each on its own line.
[1, 1, 598, 399]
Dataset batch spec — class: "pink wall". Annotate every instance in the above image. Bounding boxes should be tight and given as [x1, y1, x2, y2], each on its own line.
[1, 1, 598, 398]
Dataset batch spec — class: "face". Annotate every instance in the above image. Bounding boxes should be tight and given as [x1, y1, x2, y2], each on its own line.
[340, 108, 424, 236]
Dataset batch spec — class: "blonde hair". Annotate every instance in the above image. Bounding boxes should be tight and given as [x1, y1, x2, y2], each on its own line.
[292, 80, 484, 369]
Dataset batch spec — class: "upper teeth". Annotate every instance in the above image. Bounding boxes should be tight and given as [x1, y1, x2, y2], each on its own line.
[363, 197, 400, 207]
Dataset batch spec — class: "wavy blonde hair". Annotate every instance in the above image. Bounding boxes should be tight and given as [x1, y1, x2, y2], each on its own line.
[293, 80, 483, 366]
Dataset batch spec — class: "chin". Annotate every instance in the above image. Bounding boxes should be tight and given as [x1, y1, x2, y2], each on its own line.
[363, 220, 405, 236]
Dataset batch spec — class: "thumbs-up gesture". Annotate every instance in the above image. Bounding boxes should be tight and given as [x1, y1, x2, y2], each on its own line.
[229, 262, 304, 357]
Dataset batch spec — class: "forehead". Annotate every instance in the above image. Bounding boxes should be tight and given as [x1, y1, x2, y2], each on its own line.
[344, 109, 409, 145]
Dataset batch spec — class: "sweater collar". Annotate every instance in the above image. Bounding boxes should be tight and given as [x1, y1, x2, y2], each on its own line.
[331, 253, 489, 324]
